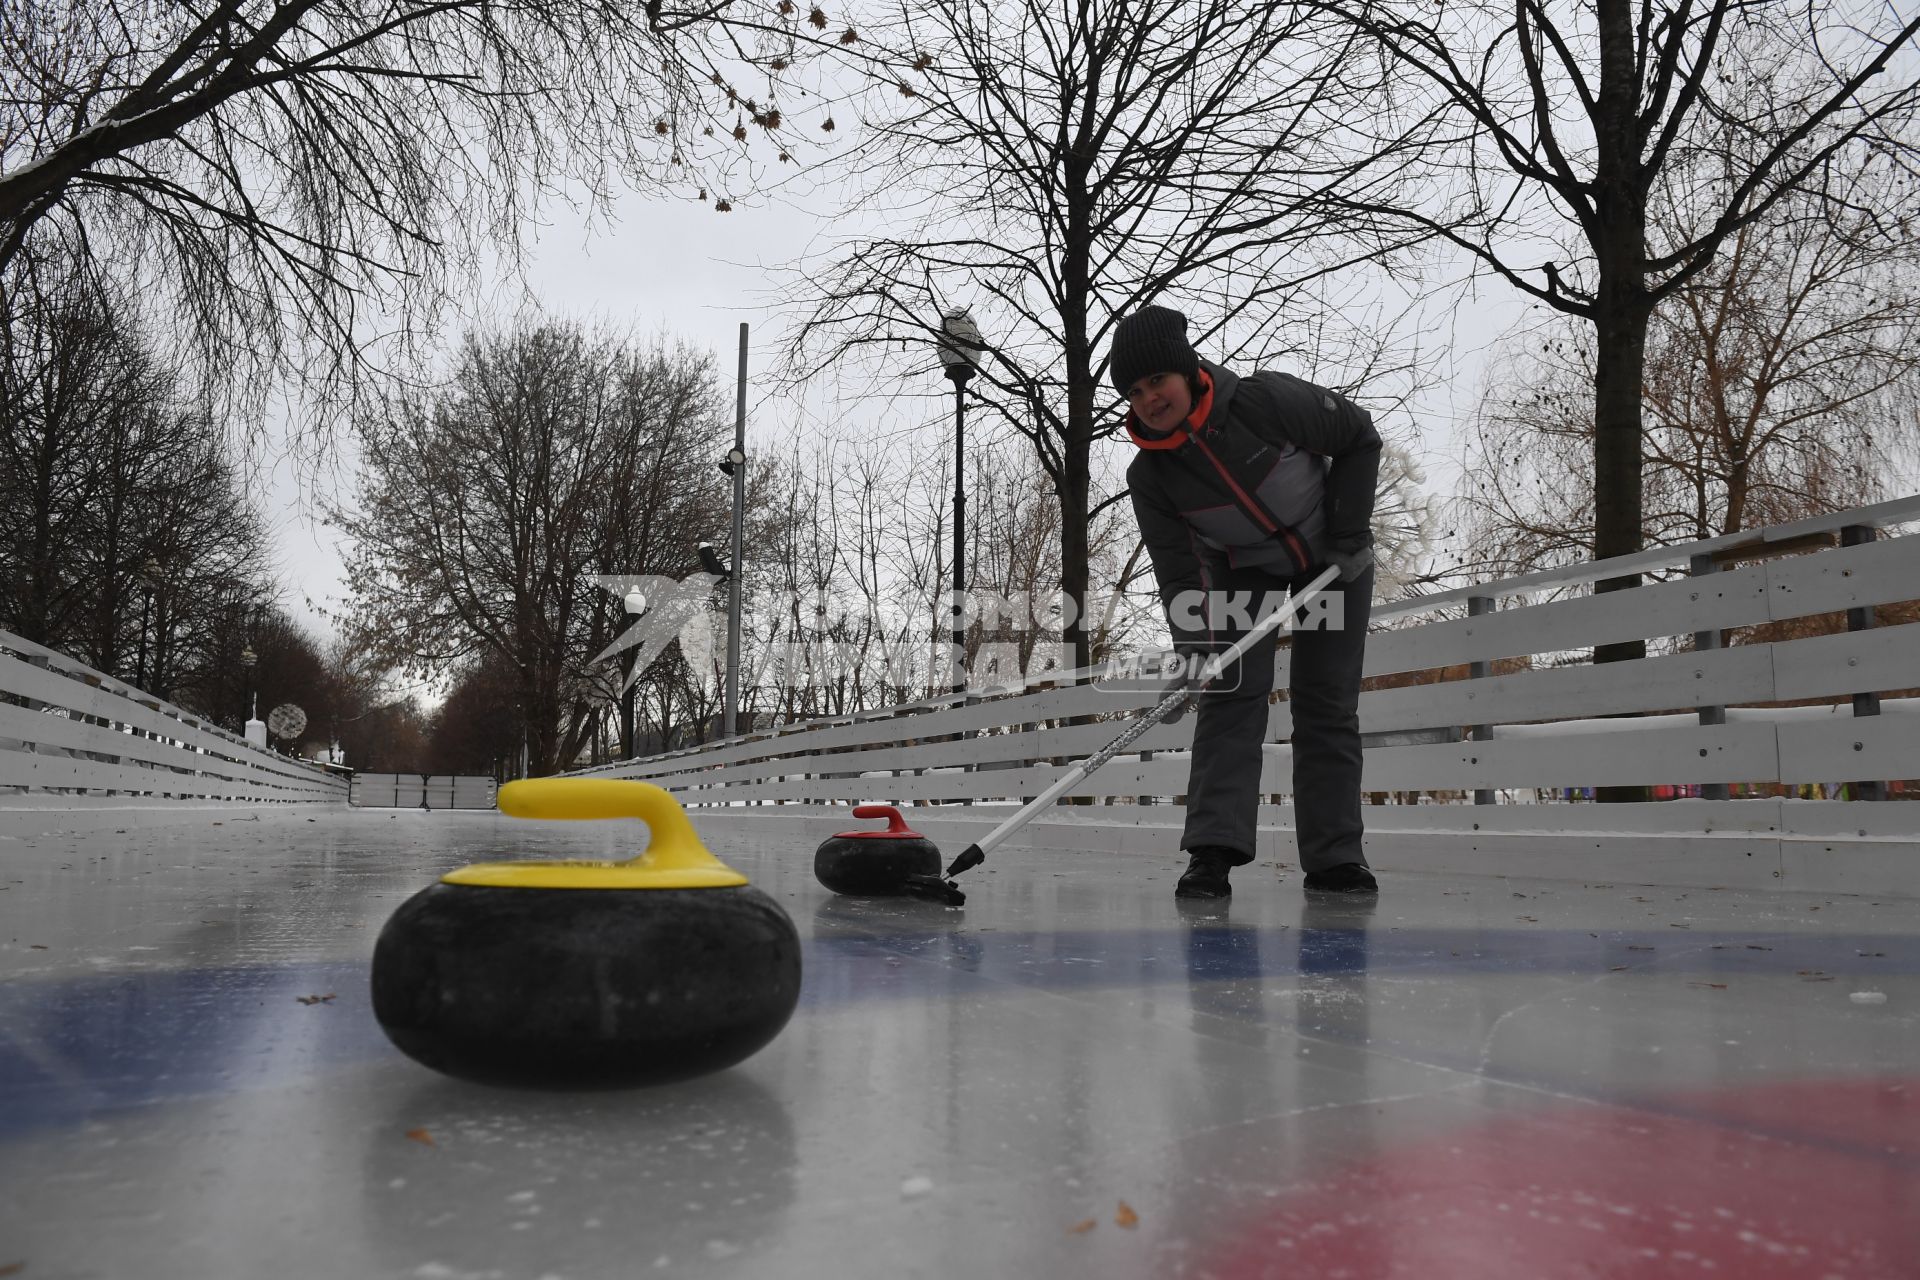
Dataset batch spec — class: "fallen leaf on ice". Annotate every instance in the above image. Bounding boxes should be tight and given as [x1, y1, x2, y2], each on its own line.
[1068, 1219, 1096, 1235]
[1115, 1202, 1139, 1228]
[405, 1128, 435, 1146]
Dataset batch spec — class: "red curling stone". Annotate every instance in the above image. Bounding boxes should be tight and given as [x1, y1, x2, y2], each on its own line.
[813, 805, 942, 896]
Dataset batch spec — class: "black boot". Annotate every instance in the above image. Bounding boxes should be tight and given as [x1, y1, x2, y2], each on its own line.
[1302, 862, 1378, 895]
[1175, 846, 1241, 899]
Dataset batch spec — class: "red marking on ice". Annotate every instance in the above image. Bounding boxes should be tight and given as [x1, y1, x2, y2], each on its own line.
[1204, 1078, 1917, 1278]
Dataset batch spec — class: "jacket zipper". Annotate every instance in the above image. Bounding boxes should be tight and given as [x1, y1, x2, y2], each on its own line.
[1185, 432, 1313, 571]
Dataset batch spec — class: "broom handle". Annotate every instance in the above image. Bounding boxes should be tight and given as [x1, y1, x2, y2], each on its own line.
[944, 565, 1342, 876]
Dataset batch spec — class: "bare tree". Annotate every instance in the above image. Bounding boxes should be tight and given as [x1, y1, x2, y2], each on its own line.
[781, 0, 1433, 671]
[428, 651, 527, 777]
[338, 695, 432, 773]
[139, 446, 274, 705]
[703, 421, 1132, 737]
[0, 0, 845, 448]
[0, 262, 272, 686]
[248, 613, 336, 754]
[1640, 164, 1920, 536]
[1456, 155, 1920, 580]
[0, 266, 163, 652]
[167, 596, 336, 736]
[334, 319, 731, 774]
[1310, 0, 1920, 657]
[1370, 440, 1443, 595]
[816, 437, 926, 706]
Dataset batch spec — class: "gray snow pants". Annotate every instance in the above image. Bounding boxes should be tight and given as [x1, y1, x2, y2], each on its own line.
[1180, 561, 1374, 873]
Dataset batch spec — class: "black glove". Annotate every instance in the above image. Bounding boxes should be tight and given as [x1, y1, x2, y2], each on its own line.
[1324, 542, 1374, 583]
[1161, 640, 1225, 727]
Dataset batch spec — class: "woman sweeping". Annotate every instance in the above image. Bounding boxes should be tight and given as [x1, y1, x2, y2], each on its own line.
[1113, 305, 1381, 899]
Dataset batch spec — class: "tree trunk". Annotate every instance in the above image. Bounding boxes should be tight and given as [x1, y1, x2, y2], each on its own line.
[1724, 453, 1750, 536]
[1057, 170, 1098, 801]
[1591, 287, 1649, 644]
[22, 423, 59, 646]
[90, 431, 129, 675]
[1061, 395, 1095, 675]
[1592, 0, 1651, 802]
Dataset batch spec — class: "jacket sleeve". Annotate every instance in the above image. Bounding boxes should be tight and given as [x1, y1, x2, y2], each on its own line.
[1248, 372, 1382, 552]
[1127, 460, 1214, 648]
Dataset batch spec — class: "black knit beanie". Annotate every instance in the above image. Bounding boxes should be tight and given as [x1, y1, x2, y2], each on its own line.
[1109, 305, 1200, 393]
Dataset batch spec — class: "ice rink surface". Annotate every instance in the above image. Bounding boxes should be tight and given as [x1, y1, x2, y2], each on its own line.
[2, 805, 1916, 1279]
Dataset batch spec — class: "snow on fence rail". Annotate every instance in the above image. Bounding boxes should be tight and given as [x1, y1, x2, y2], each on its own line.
[0, 629, 347, 804]
[574, 498, 1920, 892]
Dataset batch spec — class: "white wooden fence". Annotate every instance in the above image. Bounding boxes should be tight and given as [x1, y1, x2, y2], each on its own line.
[0, 628, 347, 804]
[2, 499, 1913, 891]
[574, 496, 1920, 894]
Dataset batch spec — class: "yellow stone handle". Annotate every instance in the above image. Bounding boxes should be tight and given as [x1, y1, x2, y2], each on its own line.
[492, 778, 744, 883]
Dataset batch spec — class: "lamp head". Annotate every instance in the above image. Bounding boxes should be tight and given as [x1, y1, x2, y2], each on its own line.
[936, 307, 983, 383]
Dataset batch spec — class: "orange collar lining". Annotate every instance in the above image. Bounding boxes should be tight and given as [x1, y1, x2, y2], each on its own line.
[1126, 370, 1214, 450]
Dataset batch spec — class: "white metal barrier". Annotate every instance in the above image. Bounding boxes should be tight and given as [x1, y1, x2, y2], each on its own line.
[0, 629, 347, 804]
[350, 773, 498, 810]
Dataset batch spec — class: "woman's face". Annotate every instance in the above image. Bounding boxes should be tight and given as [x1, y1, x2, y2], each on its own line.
[1126, 371, 1194, 434]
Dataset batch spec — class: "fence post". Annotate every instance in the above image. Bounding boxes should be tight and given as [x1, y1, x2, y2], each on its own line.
[1467, 595, 1495, 806]
[1840, 525, 1885, 802]
[15, 654, 51, 795]
[1689, 552, 1730, 801]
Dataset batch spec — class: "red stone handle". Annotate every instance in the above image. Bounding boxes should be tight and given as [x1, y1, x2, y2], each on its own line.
[851, 804, 911, 835]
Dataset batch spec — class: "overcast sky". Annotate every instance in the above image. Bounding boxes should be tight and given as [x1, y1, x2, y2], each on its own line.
[265, 165, 1534, 651]
[265, 181, 827, 644]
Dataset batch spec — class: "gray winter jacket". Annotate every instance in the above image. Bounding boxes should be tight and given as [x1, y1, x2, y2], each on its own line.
[1126, 359, 1380, 646]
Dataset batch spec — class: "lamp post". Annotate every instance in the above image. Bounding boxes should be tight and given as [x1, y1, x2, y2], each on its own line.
[721, 323, 748, 738]
[621, 588, 647, 758]
[936, 307, 983, 696]
[239, 640, 259, 741]
[239, 599, 267, 747]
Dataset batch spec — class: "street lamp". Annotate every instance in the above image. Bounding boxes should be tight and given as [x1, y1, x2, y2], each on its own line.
[238, 596, 267, 747]
[621, 588, 647, 758]
[936, 307, 983, 696]
[239, 641, 260, 744]
[723, 324, 749, 739]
